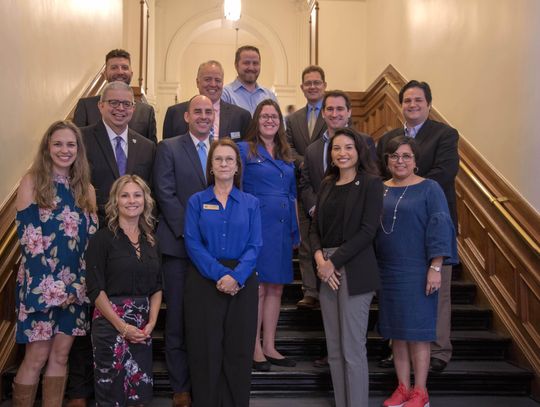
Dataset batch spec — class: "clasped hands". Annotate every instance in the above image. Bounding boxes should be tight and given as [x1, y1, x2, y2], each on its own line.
[122, 321, 155, 344]
[216, 275, 240, 296]
[316, 257, 341, 291]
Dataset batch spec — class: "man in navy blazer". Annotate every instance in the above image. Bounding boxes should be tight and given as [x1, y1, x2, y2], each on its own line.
[66, 81, 155, 407]
[73, 49, 157, 144]
[376, 80, 459, 372]
[162, 60, 251, 141]
[154, 95, 215, 407]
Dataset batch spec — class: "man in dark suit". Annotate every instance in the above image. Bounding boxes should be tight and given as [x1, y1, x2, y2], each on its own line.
[66, 81, 155, 407]
[301, 90, 376, 217]
[162, 60, 251, 140]
[286, 66, 327, 309]
[376, 80, 459, 372]
[154, 95, 215, 407]
[73, 49, 157, 144]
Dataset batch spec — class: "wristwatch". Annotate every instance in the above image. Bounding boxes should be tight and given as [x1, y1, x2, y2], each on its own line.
[429, 265, 441, 272]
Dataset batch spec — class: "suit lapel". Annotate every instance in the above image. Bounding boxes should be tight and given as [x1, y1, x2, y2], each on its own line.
[297, 107, 310, 144]
[312, 113, 326, 141]
[94, 122, 120, 178]
[413, 119, 432, 145]
[219, 101, 230, 138]
[343, 173, 363, 226]
[317, 180, 332, 233]
[125, 130, 140, 173]
[314, 140, 326, 183]
[180, 135, 206, 185]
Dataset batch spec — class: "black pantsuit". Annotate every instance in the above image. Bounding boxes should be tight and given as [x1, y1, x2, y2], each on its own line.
[184, 265, 258, 407]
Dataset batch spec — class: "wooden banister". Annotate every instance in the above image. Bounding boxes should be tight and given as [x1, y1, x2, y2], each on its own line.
[350, 64, 540, 391]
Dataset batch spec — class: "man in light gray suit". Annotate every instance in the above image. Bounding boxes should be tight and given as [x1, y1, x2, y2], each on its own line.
[286, 66, 327, 309]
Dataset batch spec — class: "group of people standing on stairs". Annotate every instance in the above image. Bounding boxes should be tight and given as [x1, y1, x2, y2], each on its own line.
[288, 67, 458, 407]
[10, 43, 458, 407]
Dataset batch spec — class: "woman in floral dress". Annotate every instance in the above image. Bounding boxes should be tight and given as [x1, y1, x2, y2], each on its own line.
[86, 175, 162, 407]
[13, 120, 98, 407]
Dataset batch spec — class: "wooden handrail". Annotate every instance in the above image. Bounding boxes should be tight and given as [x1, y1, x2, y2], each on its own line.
[459, 162, 540, 255]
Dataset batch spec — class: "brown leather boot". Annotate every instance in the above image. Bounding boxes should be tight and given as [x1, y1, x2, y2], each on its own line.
[42, 376, 67, 407]
[12, 381, 38, 407]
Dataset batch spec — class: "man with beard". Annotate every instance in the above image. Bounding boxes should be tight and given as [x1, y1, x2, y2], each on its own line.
[221, 45, 277, 115]
[73, 49, 157, 143]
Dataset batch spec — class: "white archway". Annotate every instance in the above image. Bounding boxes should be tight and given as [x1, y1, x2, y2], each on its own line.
[163, 9, 288, 85]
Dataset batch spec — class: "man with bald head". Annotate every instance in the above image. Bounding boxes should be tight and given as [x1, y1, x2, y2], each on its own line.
[163, 60, 251, 140]
[153, 94, 215, 407]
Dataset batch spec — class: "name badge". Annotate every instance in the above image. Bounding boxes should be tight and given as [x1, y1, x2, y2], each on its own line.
[230, 131, 241, 140]
[203, 204, 220, 211]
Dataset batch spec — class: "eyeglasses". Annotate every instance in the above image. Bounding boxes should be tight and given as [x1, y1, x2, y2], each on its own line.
[104, 100, 135, 109]
[212, 156, 236, 165]
[302, 80, 324, 87]
[259, 114, 280, 122]
[387, 153, 415, 162]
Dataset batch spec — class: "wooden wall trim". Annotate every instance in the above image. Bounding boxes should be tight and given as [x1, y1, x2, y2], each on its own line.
[351, 64, 540, 383]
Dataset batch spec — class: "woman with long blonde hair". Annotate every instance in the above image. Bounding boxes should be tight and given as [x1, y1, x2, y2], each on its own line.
[13, 120, 97, 407]
[86, 175, 162, 407]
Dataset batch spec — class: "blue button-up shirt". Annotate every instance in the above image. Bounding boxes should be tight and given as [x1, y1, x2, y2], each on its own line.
[184, 186, 262, 285]
[222, 78, 278, 116]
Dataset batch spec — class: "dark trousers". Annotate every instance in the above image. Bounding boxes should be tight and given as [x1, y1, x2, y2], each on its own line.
[184, 264, 258, 407]
[162, 255, 191, 393]
[66, 307, 94, 399]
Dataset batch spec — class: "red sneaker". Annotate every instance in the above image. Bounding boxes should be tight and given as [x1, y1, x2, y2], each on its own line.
[382, 383, 410, 407]
[404, 387, 430, 407]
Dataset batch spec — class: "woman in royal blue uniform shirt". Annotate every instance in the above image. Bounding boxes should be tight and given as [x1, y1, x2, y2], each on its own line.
[184, 138, 262, 407]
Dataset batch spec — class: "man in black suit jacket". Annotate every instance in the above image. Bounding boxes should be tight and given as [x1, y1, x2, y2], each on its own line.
[162, 60, 251, 140]
[376, 80, 459, 372]
[153, 95, 215, 407]
[66, 81, 155, 407]
[300, 90, 376, 219]
[285, 66, 327, 309]
[73, 49, 157, 144]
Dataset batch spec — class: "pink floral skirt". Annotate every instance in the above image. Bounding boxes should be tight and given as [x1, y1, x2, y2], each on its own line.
[91, 296, 153, 406]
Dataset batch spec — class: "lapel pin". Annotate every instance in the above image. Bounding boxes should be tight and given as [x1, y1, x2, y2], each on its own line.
[132, 139, 137, 144]
[355, 181, 360, 186]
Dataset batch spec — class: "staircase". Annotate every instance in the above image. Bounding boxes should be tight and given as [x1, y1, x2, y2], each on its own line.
[0, 260, 535, 402]
[152, 260, 533, 398]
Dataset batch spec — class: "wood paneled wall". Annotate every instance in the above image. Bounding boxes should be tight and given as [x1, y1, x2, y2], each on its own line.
[350, 64, 540, 389]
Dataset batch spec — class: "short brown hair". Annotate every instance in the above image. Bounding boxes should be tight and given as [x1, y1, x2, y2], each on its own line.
[105, 49, 131, 64]
[302, 65, 326, 83]
[235, 45, 260, 65]
[206, 139, 242, 189]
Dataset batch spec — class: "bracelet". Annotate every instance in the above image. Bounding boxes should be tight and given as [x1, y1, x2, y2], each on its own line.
[120, 322, 129, 338]
[430, 265, 442, 272]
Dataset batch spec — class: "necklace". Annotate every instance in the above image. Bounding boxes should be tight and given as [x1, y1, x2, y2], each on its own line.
[380, 185, 409, 234]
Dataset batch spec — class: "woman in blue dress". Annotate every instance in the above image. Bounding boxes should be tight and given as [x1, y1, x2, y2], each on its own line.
[13, 121, 97, 407]
[238, 99, 299, 371]
[376, 136, 457, 407]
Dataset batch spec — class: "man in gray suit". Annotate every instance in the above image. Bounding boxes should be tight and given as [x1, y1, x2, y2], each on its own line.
[154, 95, 215, 407]
[286, 66, 327, 309]
[162, 60, 251, 140]
[73, 49, 157, 144]
[66, 81, 155, 407]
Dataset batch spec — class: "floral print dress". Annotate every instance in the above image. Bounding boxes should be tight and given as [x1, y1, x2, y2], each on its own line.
[15, 176, 98, 343]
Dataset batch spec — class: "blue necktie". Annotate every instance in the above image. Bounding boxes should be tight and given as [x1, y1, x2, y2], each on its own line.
[115, 136, 127, 176]
[197, 141, 207, 179]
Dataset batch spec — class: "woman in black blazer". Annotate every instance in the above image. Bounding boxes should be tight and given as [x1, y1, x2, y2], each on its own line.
[309, 127, 383, 407]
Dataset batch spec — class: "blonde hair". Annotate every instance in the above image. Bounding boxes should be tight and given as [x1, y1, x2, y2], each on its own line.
[29, 120, 95, 213]
[105, 175, 156, 246]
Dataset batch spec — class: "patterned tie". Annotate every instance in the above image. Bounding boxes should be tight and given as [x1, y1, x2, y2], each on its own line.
[308, 106, 317, 138]
[115, 136, 127, 176]
[197, 141, 207, 179]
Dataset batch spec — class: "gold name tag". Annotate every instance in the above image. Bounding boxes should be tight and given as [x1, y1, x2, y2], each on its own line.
[203, 204, 220, 210]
